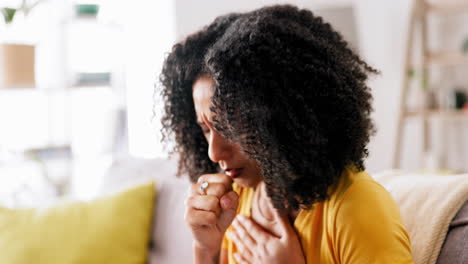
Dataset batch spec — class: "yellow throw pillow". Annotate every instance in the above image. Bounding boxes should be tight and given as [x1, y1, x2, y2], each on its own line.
[0, 182, 155, 264]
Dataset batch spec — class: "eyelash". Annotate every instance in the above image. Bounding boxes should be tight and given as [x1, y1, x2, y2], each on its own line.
[200, 125, 210, 135]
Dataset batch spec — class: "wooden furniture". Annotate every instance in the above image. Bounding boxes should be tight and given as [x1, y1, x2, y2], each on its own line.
[393, 0, 468, 169]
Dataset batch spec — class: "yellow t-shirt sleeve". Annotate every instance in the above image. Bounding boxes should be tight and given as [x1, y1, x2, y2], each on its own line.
[334, 180, 414, 264]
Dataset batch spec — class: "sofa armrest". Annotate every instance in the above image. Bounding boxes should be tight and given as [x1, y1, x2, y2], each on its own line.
[436, 201, 468, 264]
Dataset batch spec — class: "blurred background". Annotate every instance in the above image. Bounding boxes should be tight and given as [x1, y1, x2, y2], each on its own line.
[0, 0, 467, 207]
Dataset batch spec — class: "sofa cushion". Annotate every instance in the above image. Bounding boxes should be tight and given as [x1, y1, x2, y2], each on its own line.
[0, 182, 155, 264]
[374, 171, 468, 264]
[436, 201, 468, 264]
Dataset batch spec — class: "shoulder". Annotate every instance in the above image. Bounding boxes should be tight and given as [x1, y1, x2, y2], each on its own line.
[328, 169, 404, 231]
[328, 169, 414, 263]
[318, 167, 394, 210]
[332, 169, 399, 213]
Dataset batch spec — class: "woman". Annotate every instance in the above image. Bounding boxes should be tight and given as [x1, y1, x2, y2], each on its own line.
[160, 5, 414, 264]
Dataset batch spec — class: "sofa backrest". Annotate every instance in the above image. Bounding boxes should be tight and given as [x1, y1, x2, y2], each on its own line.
[100, 157, 194, 264]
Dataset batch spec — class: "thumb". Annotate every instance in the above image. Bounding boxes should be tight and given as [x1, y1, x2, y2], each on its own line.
[217, 191, 239, 232]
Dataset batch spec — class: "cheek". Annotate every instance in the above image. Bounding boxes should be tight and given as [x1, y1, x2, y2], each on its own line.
[246, 157, 262, 178]
[252, 162, 262, 178]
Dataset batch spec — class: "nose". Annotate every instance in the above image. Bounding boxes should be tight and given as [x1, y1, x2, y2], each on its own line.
[208, 129, 233, 163]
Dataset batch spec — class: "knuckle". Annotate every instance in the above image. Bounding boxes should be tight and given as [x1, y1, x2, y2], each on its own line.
[190, 184, 199, 194]
[205, 195, 220, 206]
[184, 196, 195, 207]
[226, 190, 237, 198]
[197, 174, 208, 183]
[202, 196, 221, 215]
[219, 178, 233, 189]
[221, 175, 233, 185]
[208, 183, 227, 196]
[184, 208, 194, 224]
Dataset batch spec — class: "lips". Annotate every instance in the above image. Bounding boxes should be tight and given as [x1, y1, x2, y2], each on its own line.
[224, 168, 244, 178]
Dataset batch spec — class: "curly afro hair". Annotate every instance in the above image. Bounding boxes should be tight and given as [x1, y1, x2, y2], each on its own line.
[160, 5, 377, 211]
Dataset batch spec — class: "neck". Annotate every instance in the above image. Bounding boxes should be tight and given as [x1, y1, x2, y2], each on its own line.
[256, 182, 301, 223]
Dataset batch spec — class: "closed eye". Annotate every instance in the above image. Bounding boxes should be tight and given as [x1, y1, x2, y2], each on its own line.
[197, 122, 210, 135]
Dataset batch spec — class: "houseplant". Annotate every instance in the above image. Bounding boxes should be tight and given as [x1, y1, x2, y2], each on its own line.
[1, 0, 45, 24]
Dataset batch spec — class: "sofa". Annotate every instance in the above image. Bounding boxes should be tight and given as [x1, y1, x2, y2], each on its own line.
[99, 157, 194, 264]
[99, 157, 468, 264]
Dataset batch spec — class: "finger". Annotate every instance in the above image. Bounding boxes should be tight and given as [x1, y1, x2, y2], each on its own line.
[232, 217, 257, 248]
[235, 215, 273, 241]
[233, 252, 250, 264]
[197, 173, 233, 188]
[190, 182, 229, 197]
[185, 195, 221, 217]
[228, 231, 255, 262]
[217, 191, 239, 231]
[184, 207, 217, 228]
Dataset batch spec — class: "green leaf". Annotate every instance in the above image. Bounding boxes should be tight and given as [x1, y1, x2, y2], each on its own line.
[1, 7, 17, 24]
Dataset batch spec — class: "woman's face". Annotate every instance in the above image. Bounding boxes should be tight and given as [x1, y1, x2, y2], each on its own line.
[192, 76, 262, 188]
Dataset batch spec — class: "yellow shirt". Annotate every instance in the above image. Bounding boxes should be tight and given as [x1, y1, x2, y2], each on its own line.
[222, 168, 414, 264]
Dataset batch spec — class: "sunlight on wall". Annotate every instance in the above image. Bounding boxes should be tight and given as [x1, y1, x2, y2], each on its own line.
[0, 0, 176, 202]
[0, 90, 50, 150]
[70, 86, 119, 200]
[125, 0, 176, 158]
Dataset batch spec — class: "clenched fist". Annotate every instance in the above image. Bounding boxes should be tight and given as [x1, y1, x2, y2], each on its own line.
[184, 173, 239, 263]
